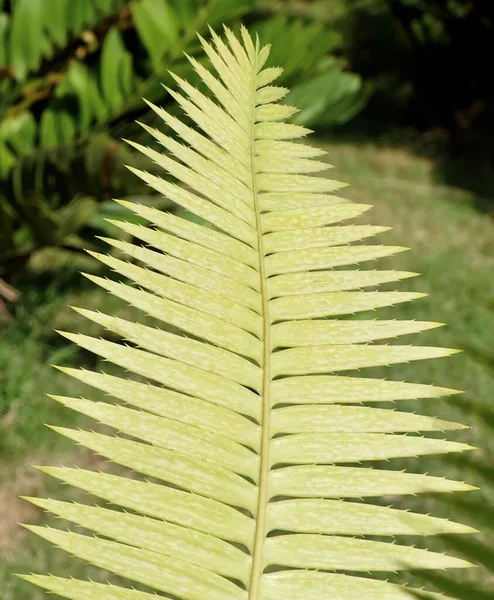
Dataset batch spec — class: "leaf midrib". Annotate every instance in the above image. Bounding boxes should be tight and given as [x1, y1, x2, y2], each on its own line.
[248, 47, 271, 599]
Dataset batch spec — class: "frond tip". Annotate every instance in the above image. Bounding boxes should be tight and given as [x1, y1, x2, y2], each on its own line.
[22, 23, 475, 600]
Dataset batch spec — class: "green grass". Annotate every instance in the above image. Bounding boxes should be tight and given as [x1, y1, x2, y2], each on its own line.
[1, 137, 493, 598]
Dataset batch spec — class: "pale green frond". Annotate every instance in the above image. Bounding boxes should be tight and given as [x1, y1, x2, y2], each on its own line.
[24, 27, 474, 600]
[191, 37, 248, 95]
[39, 467, 254, 545]
[24, 527, 246, 600]
[108, 220, 259, 288]
[126, 166, 256, 243]
[272, 319, 440, 345]
[257, 192, 351, 213]
[126, 139, 254, 222]
[255, 103, 299, 122]
[56, 367, 260, 448]
[197, 32, 247, 105]
[170, 54, 247, 125]
[49, 396, 258, 477]
[271, 375, 460, 405]
[271, 405, 467, 434]
[80, 276, 263, 362]
[255, 139, 328, 159]
[222, 25, 256, 76]
[18, 576, 158, 600]
[51, 428, 257, 511]
[115, 199, 258, 266]
[254, 121, 312, 140]
[183, 54, 249, 128]
[58, 332, 261, 417]
[268, 499, 476, 536]
[73, 307, 261, 388]
[272, 345, 458, 376]
[264, 535, 473, 571]
[268, 269, 419, 296]
[85, 262, 261, 334]
[90, 243, 261, 311]
[258, 172, 343, 194]
[271, 466, 476, 498]
[270, 292, 427, 322]
[261, 572, 451, 600]
[255, 148, 329, 174]
[136, 122, 253, 206]
[264, 225, 390, 252]
[255, 86, 290, 105]
[271, 433, 473, 465]
[256, 66, 284, 87]
[259, 191, 348, 211]
[266, 245, 408, 275]
[138, 116, 250, 200]
[261, 202, 370, 231]
[165, 86, 248, 165]
[143, 98, 251, 185]
[25, 497, 250, 581]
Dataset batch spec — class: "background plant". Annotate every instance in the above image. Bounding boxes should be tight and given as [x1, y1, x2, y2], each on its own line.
[0, 0, 365, 265]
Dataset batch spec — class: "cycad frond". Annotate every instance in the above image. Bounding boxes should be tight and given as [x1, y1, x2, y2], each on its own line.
[21, 25, 476, 600]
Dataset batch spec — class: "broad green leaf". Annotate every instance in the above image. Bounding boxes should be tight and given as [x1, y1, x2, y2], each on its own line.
[43, 0, 69, 46]
[0, 13, 9, 66]
[86, 72, 108, 122]
[0, 112, 36, 155]
[132, 0, 178, 70]
[39, 108, 59, 148]
[66, 61, 92, 130]
[8, 0, 44, 80]
[100, 27, 126, 112]
[0, 142, 16, 178]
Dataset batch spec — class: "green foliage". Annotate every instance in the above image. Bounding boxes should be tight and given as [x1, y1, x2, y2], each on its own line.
[0, 0, 365, 262]
[17, 26, 477, 600]
[330, 0, 493, 131]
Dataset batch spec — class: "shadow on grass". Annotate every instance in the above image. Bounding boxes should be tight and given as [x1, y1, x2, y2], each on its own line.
[324, 120, 494, 217]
